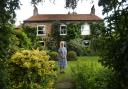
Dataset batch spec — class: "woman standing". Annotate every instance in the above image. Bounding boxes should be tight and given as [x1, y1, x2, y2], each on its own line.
[58, 41, 67, 73]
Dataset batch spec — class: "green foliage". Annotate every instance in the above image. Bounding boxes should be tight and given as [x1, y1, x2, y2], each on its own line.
[0, 25, 30, 89]
[0, 25, 33, 59]
[22, 26, 43, 49]
[48, 22, 83, 52]
[48, 22, 83, 51]
[65, 0, 78, 12]
[49, 51, 58, 61]
[67, 23, 82, 40]
[0, 0, 20, 88]
[8, 49, 57, 89]
[15, 30, 32, 49]
[98, 0, 128, 88]
[47, 22, 62, 50]
[0, 25, 19, 59]
[67, 38, 85, 56]
[90, 22, 105, 55]
[0, 0, 20, 24]
[71, 61, 115, 89]
[0, 59, 9, 89]
[67, 51, 77, 61]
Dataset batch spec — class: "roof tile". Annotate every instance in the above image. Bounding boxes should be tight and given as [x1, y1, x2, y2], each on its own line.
[24, 14, 103, 22]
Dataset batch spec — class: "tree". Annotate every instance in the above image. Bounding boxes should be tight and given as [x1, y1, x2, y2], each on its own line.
[31, 0, 94, 13]
[0, 0, 20, 24]
[0, 1, 21, 89]
[0, 0, 21, 59]
[65, 0, 78, 13]
[98, 0, 128, 89]
[90, 22, 105, 55]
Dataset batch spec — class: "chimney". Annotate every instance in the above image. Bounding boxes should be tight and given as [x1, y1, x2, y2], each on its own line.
[90, 5, 95, 15]
[33, 5, 38, 16]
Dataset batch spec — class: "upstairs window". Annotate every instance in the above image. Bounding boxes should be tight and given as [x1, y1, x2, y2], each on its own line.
[37, 25, 46, 36]
[60, 24, 67, 35]
[81, 23, 90, 35]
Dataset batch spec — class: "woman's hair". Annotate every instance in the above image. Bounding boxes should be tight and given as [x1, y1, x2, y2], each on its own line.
[60, 41, 65, 47]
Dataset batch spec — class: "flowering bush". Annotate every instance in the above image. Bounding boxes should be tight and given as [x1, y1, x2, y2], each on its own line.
[8, 49, 57, 89]
[67, 38, 85, 56]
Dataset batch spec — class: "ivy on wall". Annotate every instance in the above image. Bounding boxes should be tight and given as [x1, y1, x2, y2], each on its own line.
[47, 21, 83, 50]
[66, 23, 82, 40]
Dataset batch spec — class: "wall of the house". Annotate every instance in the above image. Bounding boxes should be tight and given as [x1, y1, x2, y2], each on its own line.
[24, 21, 92, 49]
[24, 22, 52, 34]
[24, 21, 91, 36]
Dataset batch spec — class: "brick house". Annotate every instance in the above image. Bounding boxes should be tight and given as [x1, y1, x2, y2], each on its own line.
[23, 5, 103, 47]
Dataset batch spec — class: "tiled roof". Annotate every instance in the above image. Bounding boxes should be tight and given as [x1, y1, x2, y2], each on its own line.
[24, 14, 103, 22]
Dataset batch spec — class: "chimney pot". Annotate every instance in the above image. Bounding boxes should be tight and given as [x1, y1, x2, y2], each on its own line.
[33, 5, 38, 16]
[91, 5, 95, 15]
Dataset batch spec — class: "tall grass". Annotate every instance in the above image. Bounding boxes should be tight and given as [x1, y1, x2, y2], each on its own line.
[71, 57, 114, 89]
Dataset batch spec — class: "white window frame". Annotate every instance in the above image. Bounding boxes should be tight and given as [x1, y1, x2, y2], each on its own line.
[39, 40, 45, 47]
[60, 24, 67, 35]
[81, 23, 90, 35]
[37, 25, 46, 36]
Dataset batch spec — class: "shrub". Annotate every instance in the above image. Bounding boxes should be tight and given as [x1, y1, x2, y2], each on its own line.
[49, 51, 58, 61]
[71, 61, 115, 89]
[15, 29, 32, 49]
[67, 38, 85, 56]
[8, 49, 57, 89]
[22, 26, 42, 49]
[67, 51, 77, 61]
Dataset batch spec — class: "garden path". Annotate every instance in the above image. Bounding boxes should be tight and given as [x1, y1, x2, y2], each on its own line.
[55, 78, 75, 89]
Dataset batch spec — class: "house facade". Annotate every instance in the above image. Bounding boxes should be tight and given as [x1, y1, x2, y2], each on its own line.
[23, 5, 103, 47]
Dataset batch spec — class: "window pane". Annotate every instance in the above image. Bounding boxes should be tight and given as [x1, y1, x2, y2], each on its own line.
[38, 26, 44, 30]
[61, 29, 66, 34]
[81, 30, 90, 35]
[61, 26, 66, 29]
[40, 41, 45, 46]
[37, 25, 46, 35]
[60, 25, 67, 35]
[38, 31, 44, 34]
[81, 24, 90, 35]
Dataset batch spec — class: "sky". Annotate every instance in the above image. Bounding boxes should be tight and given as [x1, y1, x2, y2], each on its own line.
[15, 0, 104, 26]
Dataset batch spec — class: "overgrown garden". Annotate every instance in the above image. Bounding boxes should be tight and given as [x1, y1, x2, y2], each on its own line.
[0, 0, 128, 89]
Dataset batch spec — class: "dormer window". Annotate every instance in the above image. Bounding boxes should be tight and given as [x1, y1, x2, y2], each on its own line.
[60, 24, 67, 35]
[37, 25, 46, 36]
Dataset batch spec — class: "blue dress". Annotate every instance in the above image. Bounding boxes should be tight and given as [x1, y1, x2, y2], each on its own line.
[58, 47, 67, 67]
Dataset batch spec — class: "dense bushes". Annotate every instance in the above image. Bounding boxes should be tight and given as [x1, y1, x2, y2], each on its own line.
[67, 38, 85, 56]
[0, 25, 33, 89]
[15, 29, 32, 49]
[8, 49, 57, 89]
[67, 51, 77, 61]
[71, 60, 115, 89]
[49, 51, 58, 61]
[22, 26, 42, 49]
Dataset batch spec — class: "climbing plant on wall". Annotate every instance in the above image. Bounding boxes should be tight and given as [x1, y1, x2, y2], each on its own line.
[47, 22, 83, 51]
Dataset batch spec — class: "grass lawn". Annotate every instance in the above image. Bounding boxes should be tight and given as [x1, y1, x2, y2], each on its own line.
[55, 56, 101, 89]
[57, 56, 100, 80]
